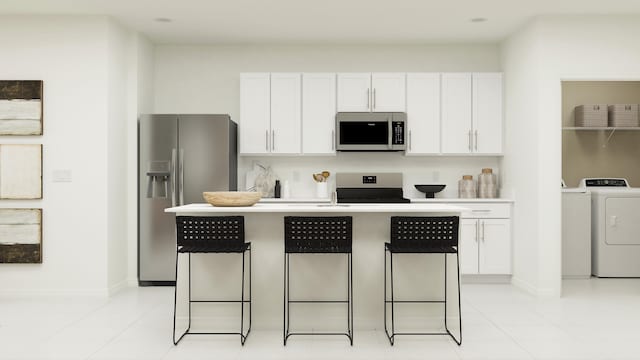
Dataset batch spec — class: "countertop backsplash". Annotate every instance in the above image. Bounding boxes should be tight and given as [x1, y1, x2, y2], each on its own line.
[238, 152, 501, 199]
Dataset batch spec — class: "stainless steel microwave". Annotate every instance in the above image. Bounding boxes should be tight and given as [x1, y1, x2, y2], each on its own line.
[336, 112, 407, 151]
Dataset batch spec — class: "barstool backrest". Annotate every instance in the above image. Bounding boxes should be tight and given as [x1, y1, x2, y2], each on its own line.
[390, 216, 459, 249]
[284, 216, 353, 253]
[176, 216, 245, 249]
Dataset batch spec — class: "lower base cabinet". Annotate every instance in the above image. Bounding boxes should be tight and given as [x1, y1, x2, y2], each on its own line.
[459, 205, 512, 275]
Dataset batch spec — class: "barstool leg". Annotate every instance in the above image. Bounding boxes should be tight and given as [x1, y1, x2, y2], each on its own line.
[389, 251, 396, 346]
[347, 252, 353, 345]
[283, 252, 288, 346]
[173, 251, 191, 345]
[444, 253, 462, 346]
[240, 249, 246, 345]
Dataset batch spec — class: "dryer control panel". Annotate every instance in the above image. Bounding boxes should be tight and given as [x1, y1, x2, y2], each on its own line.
[581, 178, 630, 187]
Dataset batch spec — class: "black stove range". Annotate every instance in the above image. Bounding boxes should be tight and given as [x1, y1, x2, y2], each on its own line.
[336, 173, 410, 204]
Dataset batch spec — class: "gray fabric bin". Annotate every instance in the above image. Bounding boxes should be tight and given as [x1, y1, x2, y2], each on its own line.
[608, 104, 639, 127]
[575, 105, 607, 127]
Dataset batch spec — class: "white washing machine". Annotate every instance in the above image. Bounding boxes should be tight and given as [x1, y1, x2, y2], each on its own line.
[581, 178, 640, 277]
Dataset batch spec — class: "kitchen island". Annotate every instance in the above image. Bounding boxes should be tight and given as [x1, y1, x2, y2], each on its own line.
[166, 203, 465, 333]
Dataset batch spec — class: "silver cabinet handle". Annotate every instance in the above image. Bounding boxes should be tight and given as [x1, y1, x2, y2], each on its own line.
[272, 130, 275, 151]
[366, 88, 370, 109]
[475, 221, 479, 243]
[474, 130, 478, 151]
[471, 209, 491, 213]
[468, 130, 472, 151]
[408, 130, 412, 151]
[170, 148, 177, 207]
[265, 130, 269, 151]
[179, 149, 184, 206]
[331, 130, 335, 151]
[373, 88, 376, 110]
[481, 221, 485, 242]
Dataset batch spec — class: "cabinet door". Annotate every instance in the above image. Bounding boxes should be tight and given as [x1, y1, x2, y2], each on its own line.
[441, 73, 472, 154]
[472, 73, 503, 154]
[459, 219, 479, 275]
[270, 73, 301, 154]
[371, 73, 406, 112]
[337, 73, 371, 112]
[240, 73, 271, 154]
[479, 219, 511, 274]
[302, 73, 336, 155]
[406, 73, 440, 154]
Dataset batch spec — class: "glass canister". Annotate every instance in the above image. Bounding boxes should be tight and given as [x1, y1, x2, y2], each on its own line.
[478, 168, 497, 198]
[458, 175, 477, 198]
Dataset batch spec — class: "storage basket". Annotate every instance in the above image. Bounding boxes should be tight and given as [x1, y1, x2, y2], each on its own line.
[608, 104, 639, 127]
[575, 105, 607, 127]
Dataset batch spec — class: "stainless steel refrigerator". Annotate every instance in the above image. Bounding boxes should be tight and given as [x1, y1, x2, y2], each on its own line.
[138, 114, 237, 285]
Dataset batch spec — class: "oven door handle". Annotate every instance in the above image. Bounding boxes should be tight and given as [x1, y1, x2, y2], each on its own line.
[388, 117, 393, 150]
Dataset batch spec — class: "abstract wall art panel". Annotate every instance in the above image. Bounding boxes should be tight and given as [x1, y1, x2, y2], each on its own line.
[0, 80, 43, 135]
[0, 209, 42, 263]
[0, 144, 42, 199]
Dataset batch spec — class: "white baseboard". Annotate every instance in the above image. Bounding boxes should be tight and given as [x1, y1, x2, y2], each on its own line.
[127, 277, 138, 287]
[0, 288, 109, 297]
[108, 279, 129, 296]
[462, 274, 512, 284]
[511, 276, 538, 296]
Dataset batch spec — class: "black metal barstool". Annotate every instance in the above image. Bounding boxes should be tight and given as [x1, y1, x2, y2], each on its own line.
[173, 216, 251, 345]
[384, 216, 461, 346]
[283, 216, 353, 345]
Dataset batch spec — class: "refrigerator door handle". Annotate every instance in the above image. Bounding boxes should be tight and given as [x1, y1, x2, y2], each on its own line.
[179, 149, 184, 206]
[171, 148, 177, 207]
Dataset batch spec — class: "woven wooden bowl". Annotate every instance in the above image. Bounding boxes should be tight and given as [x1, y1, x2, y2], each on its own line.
[203, 191, 262, 207]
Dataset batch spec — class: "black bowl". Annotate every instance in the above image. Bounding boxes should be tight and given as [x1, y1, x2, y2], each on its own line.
[414, 184, 446, 198]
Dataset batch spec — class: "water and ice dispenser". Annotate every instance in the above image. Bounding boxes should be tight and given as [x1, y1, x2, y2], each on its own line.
[146, 161, 171, 198]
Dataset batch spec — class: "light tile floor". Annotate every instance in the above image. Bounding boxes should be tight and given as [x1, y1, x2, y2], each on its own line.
[1, 279, 640, 359]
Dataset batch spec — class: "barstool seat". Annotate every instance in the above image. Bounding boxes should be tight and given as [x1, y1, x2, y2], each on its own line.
[173, 216, 252, 346]
[283, 216, 353, 345]
[384, 216, 462, 346]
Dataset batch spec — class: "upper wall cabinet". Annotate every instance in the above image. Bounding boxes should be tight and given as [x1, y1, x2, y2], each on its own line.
[302, 73, 336, 155]
[337, 73, 406, 112]
[441, 73, 503, 155]
[240, 73, 301, 155]
[406, 73, 440, 154]
[270, 73, 301, 154]
[472, 73, 503, 154]
[240, 73, 271, 154]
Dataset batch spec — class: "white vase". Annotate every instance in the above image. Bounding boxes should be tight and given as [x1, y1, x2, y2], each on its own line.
[316, 182, 329, 198]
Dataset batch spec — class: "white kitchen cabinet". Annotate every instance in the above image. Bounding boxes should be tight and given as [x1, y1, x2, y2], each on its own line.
[472, 73, 503, 154]
[460, 219, 480, 274]
[457, 203, 512, 276]
[441, 73, 473, 154]
[441, 73, 503, 155]
[302, 73, 336, 155]
[240, 73, 271, 154]
[371, 73, 406, 112]
[406, 73, 440, 154]
[270, 73, 301, 154]
[337, 73, 371, 112]
[337, 73, 406, 112]
[478, 219, 511, 274]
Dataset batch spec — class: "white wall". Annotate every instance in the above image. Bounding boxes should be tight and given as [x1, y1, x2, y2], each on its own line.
[500, 21, 544, 295]
[153, 44, 502, 197]
[501, 14, 640, 297]
[126, 34, 154, 286]
[0, 16, 110, 295]
[0, 16, 139, 296]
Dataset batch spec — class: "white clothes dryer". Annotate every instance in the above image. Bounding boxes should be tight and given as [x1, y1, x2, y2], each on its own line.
[581, 178, 640, 277]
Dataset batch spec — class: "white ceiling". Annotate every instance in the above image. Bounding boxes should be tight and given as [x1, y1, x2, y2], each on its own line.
[2, 0, 640, 44]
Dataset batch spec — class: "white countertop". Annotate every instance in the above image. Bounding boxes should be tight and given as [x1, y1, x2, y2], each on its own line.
[259, 198, 330, 203]
[410, 198, 514, 203]
[165, 203, 467, 214]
